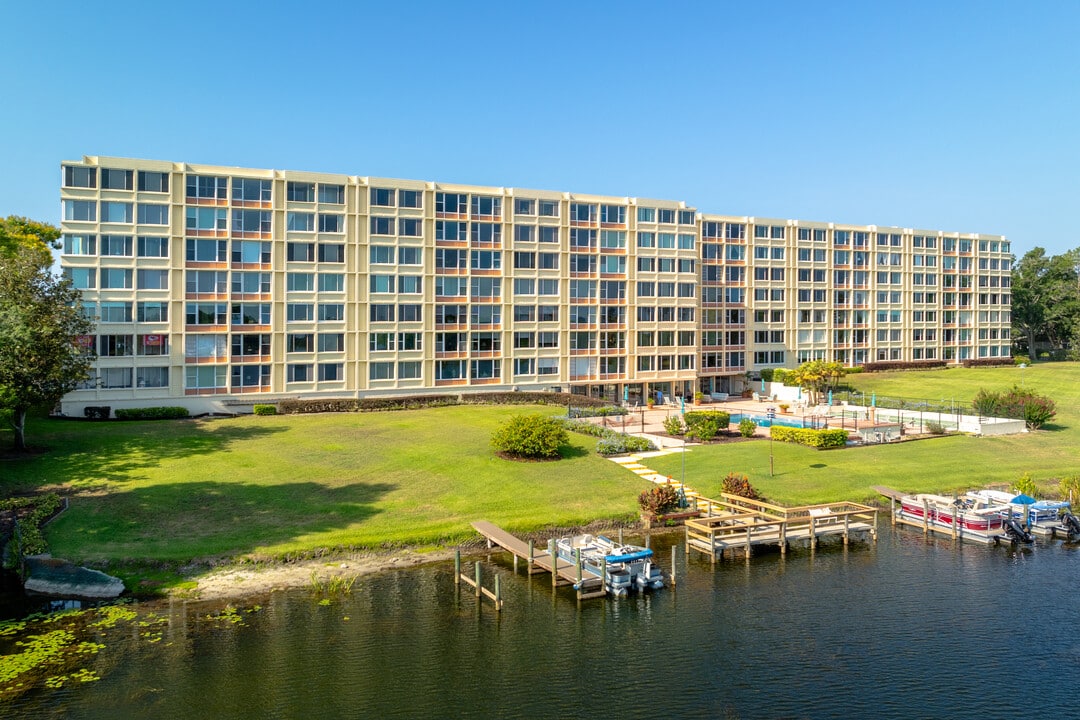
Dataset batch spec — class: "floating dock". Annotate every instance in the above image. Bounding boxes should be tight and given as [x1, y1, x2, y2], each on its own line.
[471, 521, 607, 599]
[683, 493, 877, 562]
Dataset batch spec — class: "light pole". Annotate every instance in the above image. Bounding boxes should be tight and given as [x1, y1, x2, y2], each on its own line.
[767, 408, 776, 477]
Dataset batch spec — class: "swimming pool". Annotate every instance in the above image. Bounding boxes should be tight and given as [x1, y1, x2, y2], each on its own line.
[728, 413, 821, 429]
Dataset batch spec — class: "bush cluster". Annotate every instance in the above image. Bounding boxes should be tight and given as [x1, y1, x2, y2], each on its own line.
[738, 418, 757, 437]
[684, 411, 730, 430]
[2, 493, 63, 566]
[115, 407, 190, 420]
[759, 368, 775, 382]
[568, 405, 628, 418]
[491, 414, 569, 459]
[638, 485, 680, 515]
[253, 404, 277, 416]
[276, 392, 610, 415]
[722, 472, 762, 501]
[924, 421, 946, 435]
[770, 426, 848, 449]
[663, 416, 685, 436]
[961, 357, 1016, 368]
[596, 435, 656, 456]
[1058, 475, 1080, 503]
[860, 360, 948, 373]
[972, 386, 1057, 429]
[559, 418, 657, 455]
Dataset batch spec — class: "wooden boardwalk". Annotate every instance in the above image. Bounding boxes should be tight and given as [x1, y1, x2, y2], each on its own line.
[683, 494, 877, 561]
[471, 521, 607, 599]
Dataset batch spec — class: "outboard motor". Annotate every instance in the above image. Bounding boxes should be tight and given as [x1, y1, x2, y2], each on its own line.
[1004, 517, 1035, 544]
[1061, 512, 1080, 536]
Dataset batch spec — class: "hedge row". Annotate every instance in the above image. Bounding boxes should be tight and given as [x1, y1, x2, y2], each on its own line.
[2, 494, 63, 567]
[961, 357, 1016, 368]
[276, 392, 609, 415]
[859, 360, 948, 373]
[115, 407, 190, 420]
[253, 404, 277, 415]
[769, 426, 849, 449]
[684, 410, 730, 429]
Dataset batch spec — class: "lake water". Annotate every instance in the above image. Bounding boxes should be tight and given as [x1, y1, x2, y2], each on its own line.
[4, 525, 1080, 719]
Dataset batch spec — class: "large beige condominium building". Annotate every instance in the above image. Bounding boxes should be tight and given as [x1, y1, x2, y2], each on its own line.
[58, 156, 1012, 416]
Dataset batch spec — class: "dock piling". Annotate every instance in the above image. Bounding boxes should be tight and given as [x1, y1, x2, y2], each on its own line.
[671, 545, 677, 587]
[474, 561, 482, 598]
[454, 549, 461, 585]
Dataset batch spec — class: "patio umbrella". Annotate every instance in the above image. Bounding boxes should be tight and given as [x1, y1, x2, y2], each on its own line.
[1011, 493, 1037, 528]
[871, 392, 876, 408]
[761, 378, 766, 392]
[827, 389, 833, 406]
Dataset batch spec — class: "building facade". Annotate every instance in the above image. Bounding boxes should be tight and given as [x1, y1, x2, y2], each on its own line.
[58, 156, 1012, 415]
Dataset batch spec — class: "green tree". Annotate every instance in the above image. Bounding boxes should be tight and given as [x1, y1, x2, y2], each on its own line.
[0, 215, 61, 267]
[788, 360, 845, 405]
[491, 414, 569, 459]
[0, 241, 96, 451]
[1011, 247, 1080, 360]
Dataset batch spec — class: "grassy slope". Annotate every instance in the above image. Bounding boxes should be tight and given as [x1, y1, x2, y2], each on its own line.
[649, 362, 1078, 504]
[2, 406, 638, 565]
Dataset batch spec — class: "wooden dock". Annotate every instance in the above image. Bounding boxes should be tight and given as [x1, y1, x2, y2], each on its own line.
[684, 493, 877, 562]
[471, 521, 607, 599]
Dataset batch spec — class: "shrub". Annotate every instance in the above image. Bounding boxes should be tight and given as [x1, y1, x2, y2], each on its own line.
[925, 421, 946, 435]
[558, 418, 607, 437]
[844, 366, 864, 375]
[114, 406, 190, 420]
[1014, 472, 1038, 498]
[491, 414, 569, 459]
[253, 404, 277, 416]
[568, 405, 627, 418]
[596, 435, 655, 456]
[1013, 355, 1031, 366]
[1058, 475, 1080, 503]
[83, 406, 111, 420]
[759, 368, 775, 382]
[961, 357, 1015, 368]
[2, 493, 63, 566]
[772, 368, 789, 385]
[861, 360, 948, 373]
[971, 386, 1056, 429]
[684, 410, 729, 431]
[738, 418, 757, 437]
[638, 485, 680, 515]
[277, 398, 361, 414]
[663, 416, 685, 436]
[687, 418, 721, 442]
[770, 426, 848, 449]
[722, 472, 762, 501]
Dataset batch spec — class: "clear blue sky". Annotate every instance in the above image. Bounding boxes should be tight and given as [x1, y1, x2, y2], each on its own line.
[3, 0, 1077, 256]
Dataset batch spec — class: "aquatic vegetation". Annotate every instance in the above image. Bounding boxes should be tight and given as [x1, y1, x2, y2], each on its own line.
[204, 605, 246, 626]
[308, 569, 358, 596]
[90, 604, 137, 628]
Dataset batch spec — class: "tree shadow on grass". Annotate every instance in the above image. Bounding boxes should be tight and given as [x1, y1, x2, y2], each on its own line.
[2, 417, 290, 492]
[47, 478, 397, 566]
[558, 445, 590, 459]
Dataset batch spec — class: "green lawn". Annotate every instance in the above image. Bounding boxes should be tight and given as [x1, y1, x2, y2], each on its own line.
[1, 406, 639, 572]
[649, 362, 1078, 505]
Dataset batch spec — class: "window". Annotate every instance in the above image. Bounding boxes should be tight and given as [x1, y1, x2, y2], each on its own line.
[137, 171, 168, 193]
[399, 304, 422, 322]
[538, 200, 558, 217]
[101, 168, 133, 190]
[570, 203, 596, 222]
[287, 333, 314, 352]
[398, 275, 422, 294]
[514, 358, 535, 376]
[318, 304, 344, 321]
[318, 244, 345, 263]
[187, 238, 227, 262]
[186, 207, 226, 231]
[288, 364, 313, 382]
[471, 195, 502, 217]
[137, 204, 168, 225]
[187, 175, 227, 199]
[287, 242, 314, 262]
[98, 302, 132, 323]
[232, 240, 270, 264]
[514, 251, 536, 269]
[63, 165, 96, 188]
[399, 218, 422, 237]
[137, 367, 169, 388]
[287, 303, 314, 322]
[371, 217, 394, 236]
[538, 226, 559, 243]
[232, 210, 271, 233]
[436, 221, 468, 241]
[232, 178, 271, 203]
[514, 225, 536, 243]
[658, 233, 675, 248]
[370, 274, 394, 293]
[538, 305, 558, 322]
[186, 365, 227, 389]
[436, 193, 467, 214]
[318, 273, 344, 292]
[64, 200, 96, 222]
[400, 190, 422, 208]
[435, 277, 466, 297]
[287, 212, 314, 231]
[600, 230, 626, 249]
[100, 268, 133, 289]
[232, 333, 271, 357]
[287, 181, 314, 202]
[600, 205, 625, 224]
[318, 214, 343, 233]
[319, 363, 344, 381]
[471, 250, 501, 270]
[398, 247, 421, 265]
[186, 270, 227, 294]
[98, 368, 133, 389]
[100, 235, 133, 256]
[231, 303, 271, 325]
[318, 184, 345, 204]
[318, 333, 345, 352]
[370, 188, 396, 207]
[137, 301, 168, 323]
[514, 278, 535, 295]
[138, 236, 168, 258]
[398, 361, 422, 379]
[232, 364, 270, 389]
[470, 305, 501, 325]
[471, 277, 501, 298]
[186, 302, 227, 325]
[514, 198, 535, 215]
[370, 304, 395, 322]
[369, 362, 395, 381]
[63, 234, 97, 255]
[471, 223, 501, 243]
[102, 201, 133, 223]
[658, 209, 675, 224]
[637, 207, 656, 222]
[537, 279, 558, 295]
